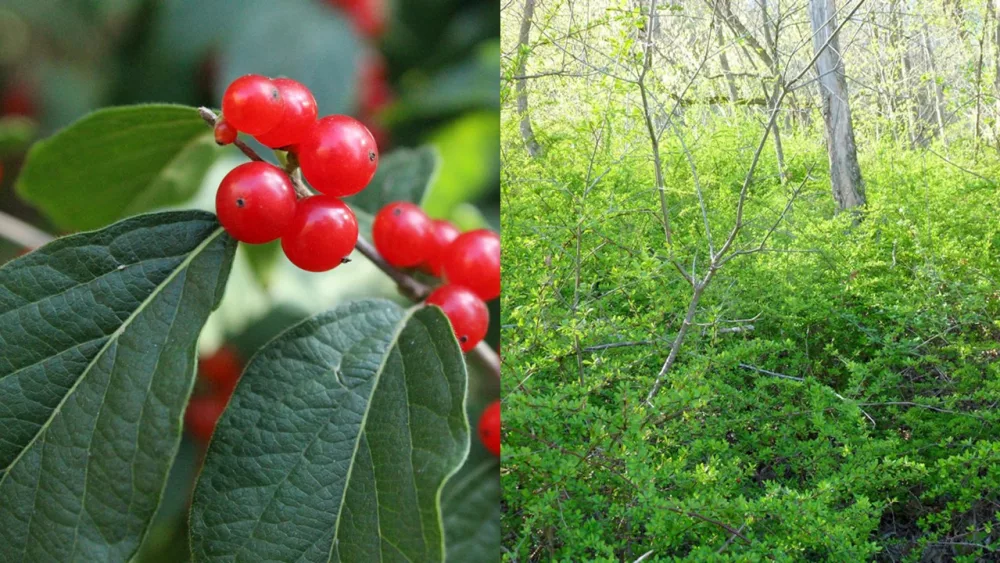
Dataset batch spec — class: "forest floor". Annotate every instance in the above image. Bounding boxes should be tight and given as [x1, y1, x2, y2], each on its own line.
[500, 127, 1000, 561]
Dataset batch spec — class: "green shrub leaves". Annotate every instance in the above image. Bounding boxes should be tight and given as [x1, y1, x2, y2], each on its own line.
[16, 105, 218, 231]
[0, 211, 236, 561]
[189, 300, 469, 562]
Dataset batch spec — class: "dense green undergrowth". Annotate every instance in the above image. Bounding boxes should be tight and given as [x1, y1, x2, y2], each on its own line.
[500, 116, 1000, 561]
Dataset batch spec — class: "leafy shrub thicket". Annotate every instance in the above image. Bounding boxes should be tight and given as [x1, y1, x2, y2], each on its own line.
[500, 114, 1000, 561]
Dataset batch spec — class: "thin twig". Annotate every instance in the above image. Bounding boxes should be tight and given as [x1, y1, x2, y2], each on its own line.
[858, 401, 987, 420]
[716, 523, 748, 554]
[197, 108, 262, 163]
[738, 363, 804, 381]
[926, 147, 997, 186]
[353, 236, 431, 301]
[583, 340, 654, 352]
[738, 363, 877, 426]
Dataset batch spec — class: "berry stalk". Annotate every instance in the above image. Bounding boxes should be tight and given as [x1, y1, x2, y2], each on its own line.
[198, 107, 263, 163]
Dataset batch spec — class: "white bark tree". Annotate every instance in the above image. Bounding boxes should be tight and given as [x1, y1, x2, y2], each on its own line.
[809, 0, 866, 212]
[515, 0, 542, 158]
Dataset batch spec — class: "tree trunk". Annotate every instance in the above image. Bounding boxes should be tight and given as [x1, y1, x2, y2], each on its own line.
[809, 0, 866, 212]
[515, 0, 542, 158]
[945, 0, 969, 41]
[922, 24, 948, 145]
[889, 0, 918, 147]
[975, 26, 985, 156]
[871, 19, 898, 144]
[712, 0, 787, 179]
[715, 21, 739, 105]
[899, 51, 920, 146]
[760, 0, 786, 183]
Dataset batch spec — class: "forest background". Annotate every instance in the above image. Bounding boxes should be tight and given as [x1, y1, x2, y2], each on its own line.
[500, 0, 1000, 560]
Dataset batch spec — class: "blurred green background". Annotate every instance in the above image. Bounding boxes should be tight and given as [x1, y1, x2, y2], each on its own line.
[0, 0, 499, 559]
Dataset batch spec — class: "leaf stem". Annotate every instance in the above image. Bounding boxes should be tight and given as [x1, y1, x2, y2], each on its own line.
[197, 107, 502, 378]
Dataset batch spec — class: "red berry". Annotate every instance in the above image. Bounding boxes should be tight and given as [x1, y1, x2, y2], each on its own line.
[425, 284, 489, 352]
[349, 0, 386, 37]
[327, 0, 386, 37]
[1, 82, 36, 117]
[198, 345, 243, 395]
[478, 401, 501, 457]
[281, 196, 359, 272]
[214, 119, 237, 145]
[216, 162, 297, 244]
[221, 74, 284, 135]
[424, 220, 460, 277]
[298, 115, 378, 197]
[372, 202, 433, 267]
[254, 78, 318, 149]
[442, 230, 500, 301]
[359, 55, 393, 116]
[185, 395, 227, 443]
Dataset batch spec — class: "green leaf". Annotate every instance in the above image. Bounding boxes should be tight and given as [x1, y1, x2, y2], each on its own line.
[0, 210, 236, 561]
[226, 306, 310, 360]
[16, 105, 219, 231]
[449, 202, 492, 231]
[345, 145, 440, 214]
[217, 0, 362, 118]
[0, 0, 104, 57]
[442, 414, 501, 561]
[190, 300, 469, 562]
[423, 111, 499, 217]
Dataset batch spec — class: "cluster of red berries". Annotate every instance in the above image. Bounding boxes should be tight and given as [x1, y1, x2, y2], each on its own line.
[208, 76, 500, 458]
[478, 400, 501, 457]
[372, 202, 500, 352]
[185, 345, 244, 443]
[214, 74, 379, 272]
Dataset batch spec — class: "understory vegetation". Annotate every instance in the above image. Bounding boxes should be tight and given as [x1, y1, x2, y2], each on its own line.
[502, 114, 1000, 560]
[502, 0, 1000, 559]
